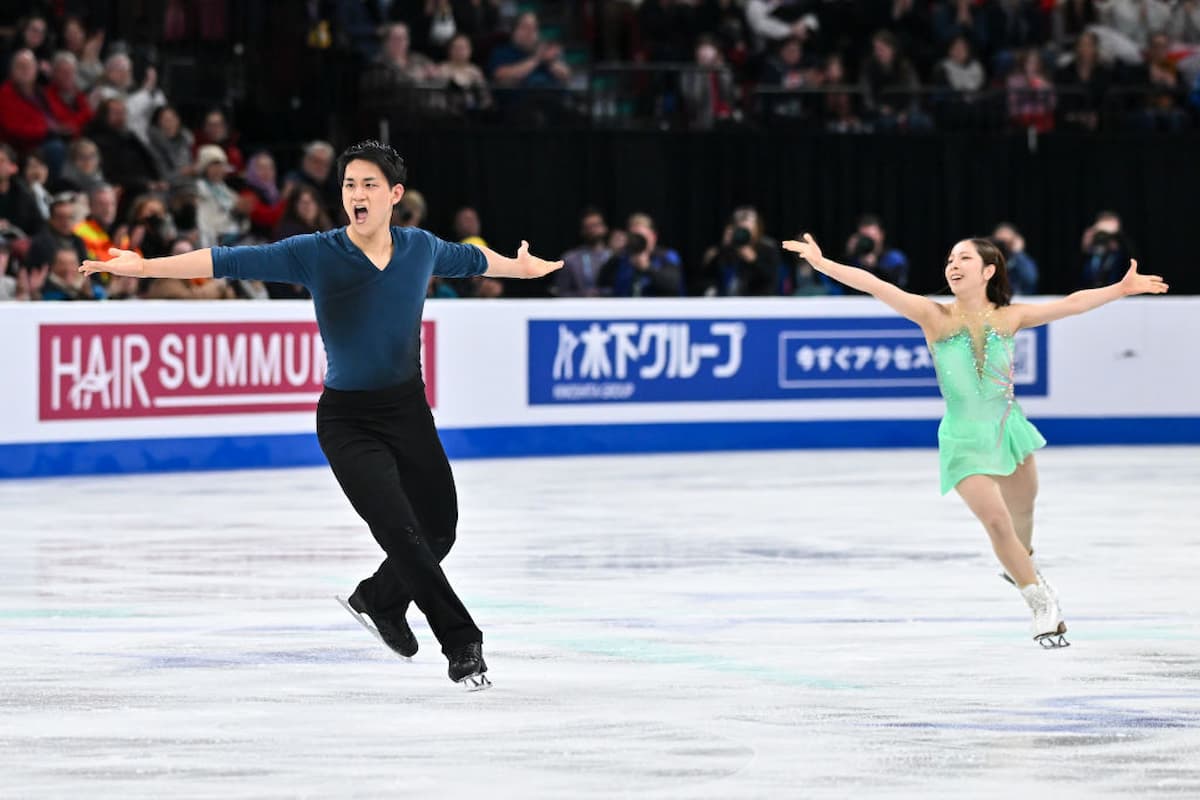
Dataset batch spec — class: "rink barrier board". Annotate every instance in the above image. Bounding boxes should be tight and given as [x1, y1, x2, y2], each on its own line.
[3, 417, 1200, 479]
[3, 297, 1198, 479]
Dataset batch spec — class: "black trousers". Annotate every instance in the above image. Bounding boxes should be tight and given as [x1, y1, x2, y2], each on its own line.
[316, 378, 482, 655]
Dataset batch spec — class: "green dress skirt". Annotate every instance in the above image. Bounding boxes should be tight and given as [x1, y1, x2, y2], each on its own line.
[931, 327, 1046, 495]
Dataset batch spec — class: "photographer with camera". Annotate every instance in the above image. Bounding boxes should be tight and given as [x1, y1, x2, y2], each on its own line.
[699, 206, 785, 296]
[124, 194, 177, 260]
[841, 213, 909, 293]
[1080, 211, 1137, 289]
[76, 193, 176, 299]
[991, 222, 1039, 296]
[597, 212, 683, 297]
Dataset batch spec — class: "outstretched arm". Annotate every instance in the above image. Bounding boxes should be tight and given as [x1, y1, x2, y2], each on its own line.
[479, 241, 563, 279]
[1012, 259, 1168, 329]
[783, 234, 942, 328]
[80, 247, 214, 279]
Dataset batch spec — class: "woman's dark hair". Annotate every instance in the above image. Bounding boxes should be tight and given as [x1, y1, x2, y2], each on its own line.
[60, 14, 86, 36]
[93, 97, 122, 129]
[150, 104, 178, 127]
[336, 140, 407, 187]
[872, 30, 899, 52]
[17, 15, 49, 46]
[283, 185, 333, 232]
[21, 148, 47, 170]
[961, 237, 1012, 307]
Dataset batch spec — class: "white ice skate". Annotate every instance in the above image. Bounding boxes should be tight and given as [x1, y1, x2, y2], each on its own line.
[1000, 555, 1060, 608]
[1020, 582, 1070, 649]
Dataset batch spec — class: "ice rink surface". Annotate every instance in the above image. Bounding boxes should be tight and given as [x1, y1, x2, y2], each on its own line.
[2, 446, 1198, 798]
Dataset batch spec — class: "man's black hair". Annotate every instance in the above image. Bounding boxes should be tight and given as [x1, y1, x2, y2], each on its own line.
[336, 140, 407, 187]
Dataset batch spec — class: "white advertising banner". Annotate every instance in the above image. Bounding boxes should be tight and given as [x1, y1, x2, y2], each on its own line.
[1, 297, 1196, 477]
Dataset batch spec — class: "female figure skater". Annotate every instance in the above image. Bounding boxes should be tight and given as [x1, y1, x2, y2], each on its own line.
[82, 140, 563, 688]
[783, 233, 1168, 647]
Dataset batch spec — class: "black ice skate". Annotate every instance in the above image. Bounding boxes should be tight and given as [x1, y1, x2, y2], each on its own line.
[337, 589, 418, 659]
[447, 642, 491, 691]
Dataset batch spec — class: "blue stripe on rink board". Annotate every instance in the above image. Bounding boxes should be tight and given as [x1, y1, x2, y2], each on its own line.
[0, 433, 327, 479]
[2, 417, 1199, 478]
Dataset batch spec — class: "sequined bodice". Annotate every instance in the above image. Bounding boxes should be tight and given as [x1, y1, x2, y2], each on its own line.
[931, 327, 1017, 421]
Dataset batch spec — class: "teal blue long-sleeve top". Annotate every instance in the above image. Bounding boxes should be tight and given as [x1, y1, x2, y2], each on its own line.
[212, 226, 487, 390]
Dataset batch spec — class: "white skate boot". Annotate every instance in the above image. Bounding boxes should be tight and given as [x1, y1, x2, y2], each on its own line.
[1020, 581, 1070, 649]
[1000, 553, 1060, 609]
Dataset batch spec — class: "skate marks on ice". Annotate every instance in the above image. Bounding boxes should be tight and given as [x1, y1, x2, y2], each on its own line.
[1, 447, 1199, 797]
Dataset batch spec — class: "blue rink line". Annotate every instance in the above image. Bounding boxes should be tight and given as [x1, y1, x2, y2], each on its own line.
[3, 416, 1200, 479]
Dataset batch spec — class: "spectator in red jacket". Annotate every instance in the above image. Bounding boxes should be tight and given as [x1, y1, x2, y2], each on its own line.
[0, 49, 71, 154]
[45, 52, 95, 137]
[238, 151, 287, 239]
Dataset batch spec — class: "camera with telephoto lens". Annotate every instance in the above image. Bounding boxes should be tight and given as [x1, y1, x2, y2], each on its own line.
[850, 233, 876, 258]
[398, 206, 415, 224]
[625, 232, 649, 256]
[730, 226, 753, 247]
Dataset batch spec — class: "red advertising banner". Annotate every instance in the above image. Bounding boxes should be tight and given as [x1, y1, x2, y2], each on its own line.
[39, 321, 436, 419]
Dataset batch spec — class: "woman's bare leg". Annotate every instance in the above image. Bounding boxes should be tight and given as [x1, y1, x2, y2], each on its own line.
[995, 455, 1039, 554]
[955, 474, 1037, 586]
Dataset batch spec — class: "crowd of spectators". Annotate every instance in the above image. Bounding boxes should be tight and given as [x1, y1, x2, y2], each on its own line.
[315, 0, 1200, 131]
[0, 2, 1172, 301]
[429, 201, 1067, 299]
[0, 5, 360, 301]
[595, 0, 1200, 132]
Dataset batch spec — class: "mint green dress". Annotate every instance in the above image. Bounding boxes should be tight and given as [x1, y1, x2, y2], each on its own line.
[931, 327, 1046, 495]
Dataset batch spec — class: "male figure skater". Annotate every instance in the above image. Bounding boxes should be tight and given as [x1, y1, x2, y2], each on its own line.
[82, 140, 563, 688]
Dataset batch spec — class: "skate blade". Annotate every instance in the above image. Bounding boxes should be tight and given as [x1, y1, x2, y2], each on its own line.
[1037, 634, 1070, 648]
[336, 595, 412, 660]
[1036, 622, 1070, 649]
[456, 672, 492, 692]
